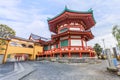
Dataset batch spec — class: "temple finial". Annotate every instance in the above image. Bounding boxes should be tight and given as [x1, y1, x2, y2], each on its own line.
[88, 8, 93, 12]
[47, 17, 51, 21]
[65, 5, 68, 10]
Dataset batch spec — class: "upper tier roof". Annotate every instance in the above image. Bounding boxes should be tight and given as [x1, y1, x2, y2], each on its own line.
[47, 6, 96, 33]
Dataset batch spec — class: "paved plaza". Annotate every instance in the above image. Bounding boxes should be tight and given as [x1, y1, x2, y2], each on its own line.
[0, 62, 14, 76]
[0, 60, 119, 80]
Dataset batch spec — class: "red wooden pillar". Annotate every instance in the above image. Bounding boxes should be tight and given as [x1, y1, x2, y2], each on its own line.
[68, 46, 71, 58]
[68, 52, 71, 58]
[60, 49, 62, 58]
[46, 54, 47, 58]
[93, 53, 94, 57]
[89, 52, 92, 57]
[79, 52, 82, 58]
[91, 52, 93, 57]
[81, 39, 84, 50]
[68, 35, 71, 46]
[68, 35, 71, 58]
[60, 52, 62, 58]
[60, 47, 62, 58]
[50, 53, 52, 57]
[53, 53, 55, 58]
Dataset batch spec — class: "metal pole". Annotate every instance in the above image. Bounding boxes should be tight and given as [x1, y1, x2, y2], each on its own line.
[102, 39, 105, 51]
[102, 39, 106, 55]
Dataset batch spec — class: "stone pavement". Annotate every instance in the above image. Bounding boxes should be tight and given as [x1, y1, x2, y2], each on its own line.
[20, 60, 120, 80]
[0, 60, 120, 80]
[0, 62, 35, 80]
[0, 62, 14, 77]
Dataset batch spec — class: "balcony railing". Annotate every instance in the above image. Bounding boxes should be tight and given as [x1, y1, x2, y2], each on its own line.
[43, 46, 94, 55]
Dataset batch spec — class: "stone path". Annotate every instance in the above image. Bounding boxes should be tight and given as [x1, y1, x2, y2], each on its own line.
[20, 60, 120, 80]
[0, 62, 35, 80]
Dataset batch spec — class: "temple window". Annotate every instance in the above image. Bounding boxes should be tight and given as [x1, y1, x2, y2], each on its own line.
[51, 45, 54, 49]
[28, 45, 33, 48]
[44, 46, 48, 50]
[69, 27, 80, 31]
[10, 42, 18, 46]
[71, 40, 82, 46]
[56, 44, 58, 48]
[21, 44, 26, 47]
[60, 40, 68, 47]
[60, 28, 68, 33]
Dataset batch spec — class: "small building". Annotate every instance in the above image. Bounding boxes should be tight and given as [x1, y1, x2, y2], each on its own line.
[0, 36, 43, 63]
[29, 7, 96, 58]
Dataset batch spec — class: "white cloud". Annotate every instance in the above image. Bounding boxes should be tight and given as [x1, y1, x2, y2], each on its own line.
[0, 0, 120, 47]
[88, 33, 118, 48]
[26, 20, 51, 37]
[0, 0, 53, 39]
[0, 0, 21, 7]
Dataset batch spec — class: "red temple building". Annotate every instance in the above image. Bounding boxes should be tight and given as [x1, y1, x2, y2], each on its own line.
[29, 7, 96, 58]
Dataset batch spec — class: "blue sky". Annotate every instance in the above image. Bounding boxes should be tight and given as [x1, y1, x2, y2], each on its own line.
[0, 0, 119, 48]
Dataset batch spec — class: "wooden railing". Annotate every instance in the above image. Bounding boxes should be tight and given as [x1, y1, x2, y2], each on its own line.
[43, 46, 94, 55]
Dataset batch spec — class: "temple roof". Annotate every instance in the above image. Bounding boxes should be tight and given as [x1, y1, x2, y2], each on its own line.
[51, 30, 94, 41]
[47, 6, 94, 21]
[47, 6, 93, 21]
[10, 35, 34, 42]
[29, 33, 51, 42]
[47, 6, 96, 33]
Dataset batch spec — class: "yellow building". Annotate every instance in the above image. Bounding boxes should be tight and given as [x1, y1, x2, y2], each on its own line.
[0, 36, 43, 63]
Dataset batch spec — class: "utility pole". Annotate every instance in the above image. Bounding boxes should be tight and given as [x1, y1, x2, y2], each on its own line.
[102, 39, 106, 54]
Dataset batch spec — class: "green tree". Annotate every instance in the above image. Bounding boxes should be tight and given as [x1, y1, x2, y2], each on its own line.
[93, 43, 102, 58]
[0, 39, 6, 50]
[112, 25, 120, 47]
[0, 24, 16, 50]
[0, 24, 15, 38]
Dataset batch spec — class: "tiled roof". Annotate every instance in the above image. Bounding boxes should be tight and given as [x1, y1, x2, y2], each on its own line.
[30, 33, 51, 42]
